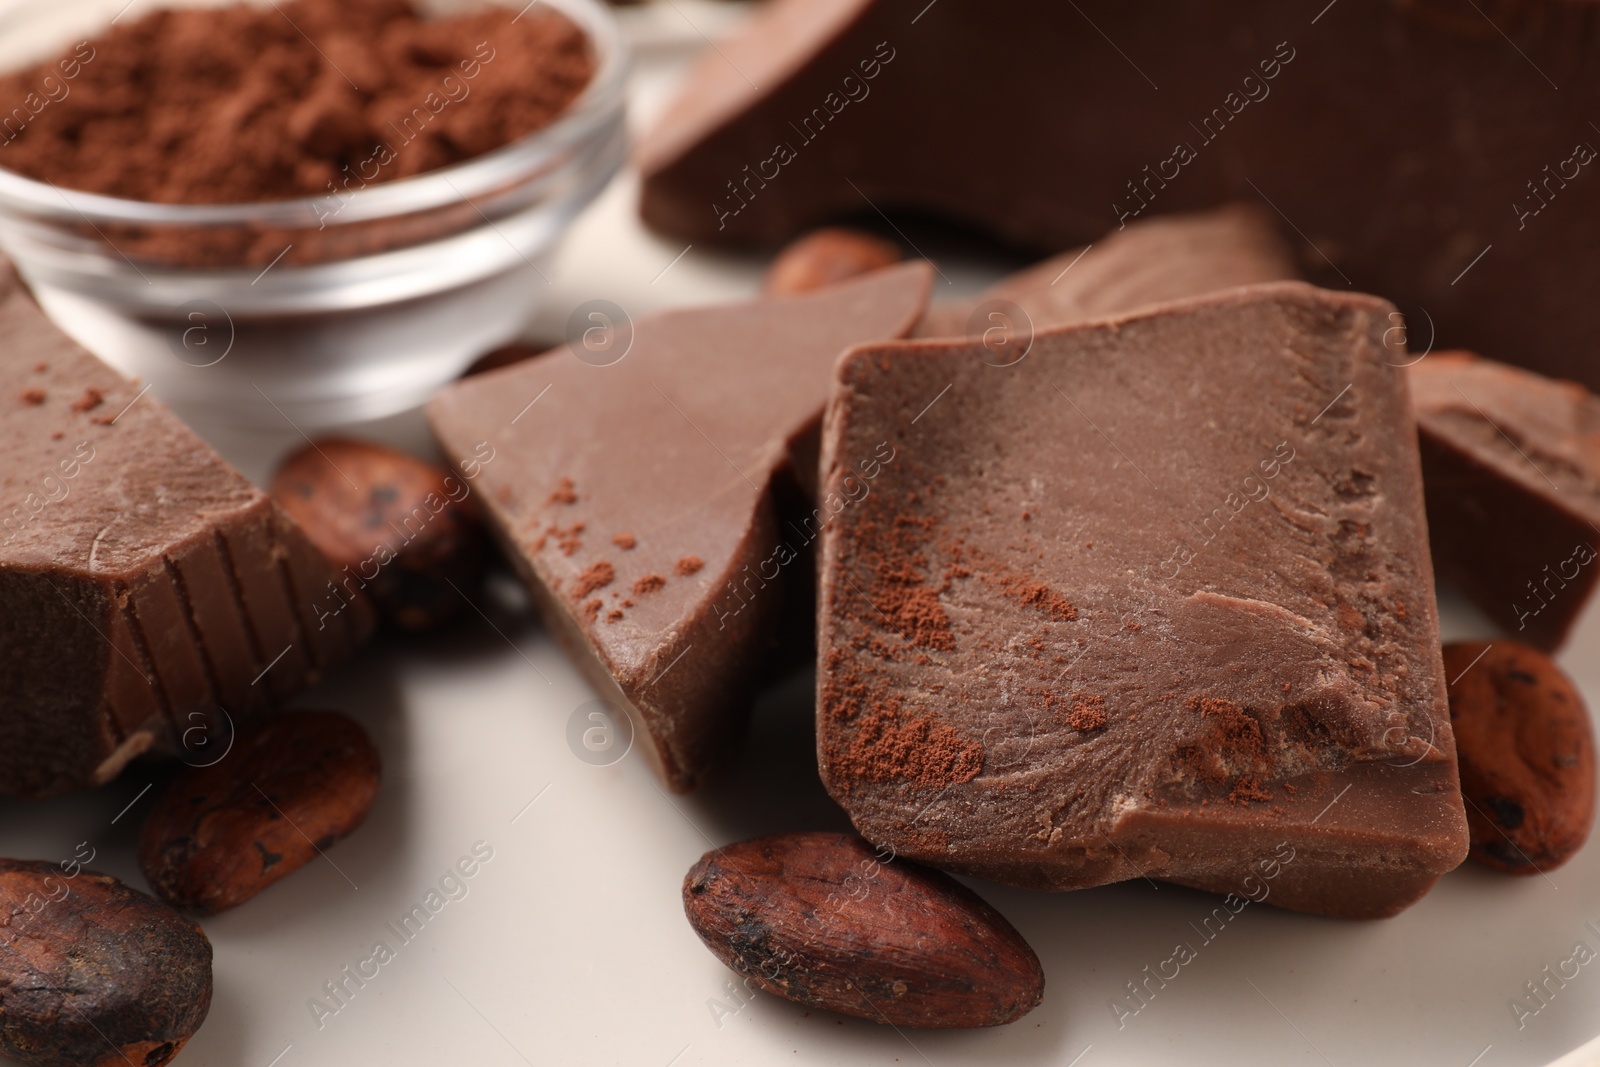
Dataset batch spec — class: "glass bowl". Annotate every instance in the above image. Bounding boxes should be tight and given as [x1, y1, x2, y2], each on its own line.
[0, 0, 628, 429]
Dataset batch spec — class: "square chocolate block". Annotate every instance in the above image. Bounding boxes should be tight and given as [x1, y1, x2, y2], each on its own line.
[817, 282, 1467, 919]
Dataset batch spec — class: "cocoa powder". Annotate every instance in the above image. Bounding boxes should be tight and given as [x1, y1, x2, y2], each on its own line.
[572, 561, 615, 599]
[0, 0, 594, 205]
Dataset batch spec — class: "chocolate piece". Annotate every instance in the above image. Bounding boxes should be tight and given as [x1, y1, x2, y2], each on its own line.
[917, 204, 1299, 337]
[0, 267, 372, 798]
[817, 282, 1467, 919]
[1410, 351, 1600, 650]
[639, 0, 1600, 389]
[429, 264, 932, 791]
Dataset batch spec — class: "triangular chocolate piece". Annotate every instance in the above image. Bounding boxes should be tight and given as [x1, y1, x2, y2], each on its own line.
[428, 263, 932, 790]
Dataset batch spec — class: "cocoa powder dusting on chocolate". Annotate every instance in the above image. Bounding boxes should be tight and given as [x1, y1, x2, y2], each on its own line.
[994, 572, 1076, 621]
[821, 491, 984, 790]
[827, 692, 983, 791]
[612, 533, 637, 550]
[572, 561, 615, 600]
[19, 389, 45, 406]
[855, 515, 954, 650]
[1178, 696, 1272, 804]
[675, 556, 704, 576]
[547, 477, 579, 506]
[633, 574, 666, 596]
[70, 387, 104, 413]
[550, 521, 585, 556]
[0, 0, 595, 206]
[1067, 692, 1107, 731]
[581, 598, 602, 624]
[606, 609, 624, 623]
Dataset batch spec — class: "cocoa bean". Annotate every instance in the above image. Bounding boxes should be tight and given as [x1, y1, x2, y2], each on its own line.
[682, 832, 1042, 1028]
[0, 860, 212, 1067]
[1444, 640, 1595, 874]
[763, 228, 903, 296]
[270, 437, 489, 631]
[138, 710, 380, 913]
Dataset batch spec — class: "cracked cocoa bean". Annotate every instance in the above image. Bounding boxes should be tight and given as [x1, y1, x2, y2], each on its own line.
[138, 710, 380, 913]
[270, 437, 489, 631]
[0, 860, 212, 1067]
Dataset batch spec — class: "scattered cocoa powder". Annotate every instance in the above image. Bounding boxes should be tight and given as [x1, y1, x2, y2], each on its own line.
[551, 521, 585, 556]
[675, 556, 704, 576]
[828, 692, 983, 790]
[606, 609, 624, 623]
[0, 0, 595, 206]
[993, 572, 1076, 622]
[1177, 696, 1272, 805]
[581, 598, 602, 624]
[821, 497, 983, 790]
[634, 574, 666, 596]
[612, 532, 637, 550]
[19, 388, 44, 405]
[547, 477, 579, 506]
[1067, 692, 1107, 731]
[71, 387, 104, 412]
[572, 561, 615, 599]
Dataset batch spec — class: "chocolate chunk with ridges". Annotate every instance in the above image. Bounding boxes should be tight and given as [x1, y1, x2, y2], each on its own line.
[0, 859, 212, 1067]
[428, 264, 931, 791]
[139, 710, 381, 913]
[1410, 351, 1600, 650]
[682, 832, 1042, 1027]
[818, 282, 1467, 919]
[638, 0, 1600, 390]
[270, 438, 490, 632]
[915, 204, 1299, 337]
[0, 265, 373, 798]
[1444, 641, 1595, 874]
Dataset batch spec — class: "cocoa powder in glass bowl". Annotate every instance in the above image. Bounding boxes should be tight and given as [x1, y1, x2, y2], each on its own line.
[0, 0, 628, 428]
[0, 0, 598, 267]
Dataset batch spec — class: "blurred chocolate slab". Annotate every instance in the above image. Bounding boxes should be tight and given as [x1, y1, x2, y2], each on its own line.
[639, 0, 1600, 388]
[0, 268, 373, 798]
[915, 204, 1299, 337]
[818, 282, 1466, 919]
[428, 264, 932, 791]
[1411, 351, 1600, 650]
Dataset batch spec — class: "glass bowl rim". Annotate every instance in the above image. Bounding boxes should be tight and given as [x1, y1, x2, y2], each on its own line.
[0, 0, 628, 230]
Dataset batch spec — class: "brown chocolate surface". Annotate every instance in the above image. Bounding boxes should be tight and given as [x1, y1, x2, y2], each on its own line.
[639, 0, 1600, 389]
[817, 282, 1467, 919]
[0, 268, 372, 797]
[1410, 351, 1600, 650]
[427, 263, 932, 791]
[915, 204, 1299, 338]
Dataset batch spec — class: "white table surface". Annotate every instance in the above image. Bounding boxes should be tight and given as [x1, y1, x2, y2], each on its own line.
[4, 3, 1600, 1065]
